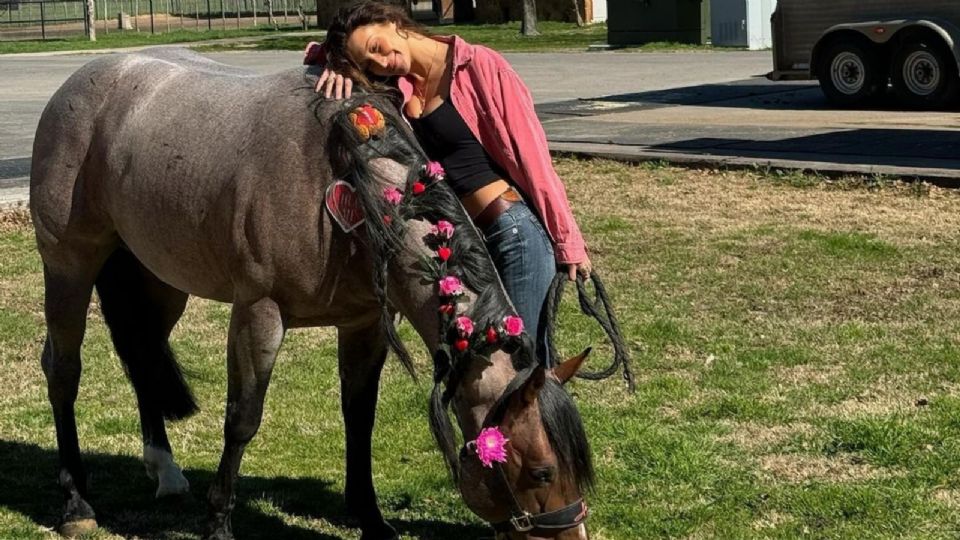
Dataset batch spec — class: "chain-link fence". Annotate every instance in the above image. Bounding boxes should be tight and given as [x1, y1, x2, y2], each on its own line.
[0, 0, 316, 40]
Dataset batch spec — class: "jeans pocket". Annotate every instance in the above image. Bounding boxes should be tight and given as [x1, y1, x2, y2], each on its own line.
[482, 212, 520, 243]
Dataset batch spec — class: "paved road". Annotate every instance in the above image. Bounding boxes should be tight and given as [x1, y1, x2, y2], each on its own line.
[2, 48, 959, 205]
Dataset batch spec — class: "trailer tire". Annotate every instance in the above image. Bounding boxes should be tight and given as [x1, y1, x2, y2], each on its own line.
[816, 39, 881, 107]
[891, 39, 959, 109]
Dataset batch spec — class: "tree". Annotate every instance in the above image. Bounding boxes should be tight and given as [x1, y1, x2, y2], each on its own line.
[520, 0, 538, 36]
[570, 0, 583, 26]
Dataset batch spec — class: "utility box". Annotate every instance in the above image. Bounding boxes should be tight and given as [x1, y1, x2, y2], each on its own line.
[608, 0, 709, 46]
[711, 0, 776, 49]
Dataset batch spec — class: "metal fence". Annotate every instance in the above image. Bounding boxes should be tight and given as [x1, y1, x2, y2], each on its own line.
[0, 0, 316, 40]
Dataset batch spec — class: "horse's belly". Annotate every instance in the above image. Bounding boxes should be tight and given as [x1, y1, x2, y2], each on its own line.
[122, 233, 235, 302]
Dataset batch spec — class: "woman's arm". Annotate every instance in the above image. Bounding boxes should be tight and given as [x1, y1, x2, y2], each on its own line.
[304, 41, 354, 99]
[495, 67, 591, 277]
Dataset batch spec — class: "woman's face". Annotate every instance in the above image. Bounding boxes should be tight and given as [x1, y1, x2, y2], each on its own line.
[346, 22, 412, 78]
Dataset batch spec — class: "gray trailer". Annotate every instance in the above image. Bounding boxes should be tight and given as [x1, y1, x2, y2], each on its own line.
[769, 0, 960, 108]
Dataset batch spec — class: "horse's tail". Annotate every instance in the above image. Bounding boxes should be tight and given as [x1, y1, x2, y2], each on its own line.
[95, 249, 199, 420]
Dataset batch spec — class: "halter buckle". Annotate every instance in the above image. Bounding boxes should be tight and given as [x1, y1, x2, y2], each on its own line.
[510, 512, 534, 532]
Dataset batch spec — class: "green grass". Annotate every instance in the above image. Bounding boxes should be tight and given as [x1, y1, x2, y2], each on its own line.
[0, 25, 303, 54]
[3, 160, 960, 538]
[194, 21, 611, 53]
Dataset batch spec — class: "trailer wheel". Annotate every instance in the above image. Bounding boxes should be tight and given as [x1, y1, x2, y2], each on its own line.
[891, 39, 959, 109]
[816, 39, 881, 107]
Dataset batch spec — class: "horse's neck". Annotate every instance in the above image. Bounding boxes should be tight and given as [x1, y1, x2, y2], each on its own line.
[451, 351, 517, 439]
[387, 221, 517, 440]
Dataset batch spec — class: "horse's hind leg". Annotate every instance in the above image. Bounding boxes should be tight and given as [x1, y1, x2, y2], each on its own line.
[40, 245, 114, 537]
[95, 249, 197, 498]
[338, 321, 397, 540]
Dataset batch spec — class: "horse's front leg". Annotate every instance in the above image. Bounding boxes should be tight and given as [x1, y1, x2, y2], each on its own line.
[206, 297, 284, 540]
[338, 322, 397, 540]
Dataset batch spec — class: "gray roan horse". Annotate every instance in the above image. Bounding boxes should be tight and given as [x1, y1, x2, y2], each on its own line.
[31, 48, 594, 540]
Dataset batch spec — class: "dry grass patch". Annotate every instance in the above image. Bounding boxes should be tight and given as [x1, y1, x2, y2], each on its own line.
[555, 160, 960, 247]
[812, 374, 943, 419]
[752, 510, 794, 531]
[0, 207, 30, 233]
[771, 364, 844, 386]
[717, 421, 817, 453]
[933, 489, 960, 510]
[758, 453, 900, 483]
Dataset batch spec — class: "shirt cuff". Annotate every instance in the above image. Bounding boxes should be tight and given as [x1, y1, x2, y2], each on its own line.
[554, 242, 587, 265]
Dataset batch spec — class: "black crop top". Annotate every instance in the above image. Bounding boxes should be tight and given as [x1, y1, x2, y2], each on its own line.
[410, 100, 508, 198]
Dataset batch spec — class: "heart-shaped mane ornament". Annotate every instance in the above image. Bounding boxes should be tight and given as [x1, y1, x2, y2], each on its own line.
[325, 180, 366, 233]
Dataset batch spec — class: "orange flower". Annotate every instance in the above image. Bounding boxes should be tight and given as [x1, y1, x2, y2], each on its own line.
[349, 104, 385, 141]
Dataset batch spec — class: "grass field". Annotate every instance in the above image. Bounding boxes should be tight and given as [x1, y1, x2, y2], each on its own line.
[193, 21, 717, 53]
[0, 25, 302, 54]
[1, 159, 959, 539]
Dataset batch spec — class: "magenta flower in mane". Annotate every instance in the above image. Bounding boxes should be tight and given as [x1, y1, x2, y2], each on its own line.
[383, 187, 403, 205]
[431, 220, 455, 240]
[502, 315, 524, 337]
[425, 161, 446, 182]
[455, 316, 474, 337]
[438, 275, 463, 297]
[474, 427, 509, 468]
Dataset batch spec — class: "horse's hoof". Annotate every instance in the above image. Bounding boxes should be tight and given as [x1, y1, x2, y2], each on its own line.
[59, 518, 98, 538]
[155, 470, 190, 498]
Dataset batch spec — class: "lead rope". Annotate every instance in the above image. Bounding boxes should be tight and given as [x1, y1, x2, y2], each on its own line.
[545, 271, 636, 393]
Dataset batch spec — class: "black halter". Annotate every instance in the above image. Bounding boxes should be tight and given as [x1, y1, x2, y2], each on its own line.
[459, 364, 589, 536]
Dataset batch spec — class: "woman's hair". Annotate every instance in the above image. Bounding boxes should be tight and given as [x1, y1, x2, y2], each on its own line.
[323, 0, 429, 90]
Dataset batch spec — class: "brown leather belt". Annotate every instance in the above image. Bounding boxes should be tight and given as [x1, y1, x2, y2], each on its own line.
[473, 189, 523, 231]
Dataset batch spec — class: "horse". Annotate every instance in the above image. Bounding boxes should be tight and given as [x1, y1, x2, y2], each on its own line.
[30, 47, 594, 540]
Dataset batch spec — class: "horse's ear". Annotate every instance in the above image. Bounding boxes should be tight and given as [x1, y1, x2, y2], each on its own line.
[522, 366, 547, 405]
[552, 347, 591, 385]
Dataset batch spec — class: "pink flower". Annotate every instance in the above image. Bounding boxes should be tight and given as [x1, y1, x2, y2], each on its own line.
[438, 275, 463, 297]
[474, 427, 509, 468]
[412, 181, 426, 195]
[502, 315, 524, 337]
[430, 220, 455, 239]
[455, 316, 474, 337]
[437, 246, 452, 262]
[383, 187, 403, 205]
[425, 161, 446, 181]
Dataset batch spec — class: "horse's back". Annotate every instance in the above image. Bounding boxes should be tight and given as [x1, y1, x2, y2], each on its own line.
[30, 48, 332, 301]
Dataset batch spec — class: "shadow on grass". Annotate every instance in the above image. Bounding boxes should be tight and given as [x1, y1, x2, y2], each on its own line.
[0, 439, 488, 539]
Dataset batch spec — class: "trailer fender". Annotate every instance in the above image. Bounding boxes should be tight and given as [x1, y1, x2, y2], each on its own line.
[813, 18, 960, 73]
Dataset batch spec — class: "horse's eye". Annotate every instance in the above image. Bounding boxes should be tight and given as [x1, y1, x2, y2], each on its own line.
[529, 467, 555, 484]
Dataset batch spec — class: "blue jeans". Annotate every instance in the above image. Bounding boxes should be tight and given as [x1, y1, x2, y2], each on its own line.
[481, 202, 556, 366]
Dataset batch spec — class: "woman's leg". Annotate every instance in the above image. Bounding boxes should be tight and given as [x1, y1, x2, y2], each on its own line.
[482, 202, 556, 366]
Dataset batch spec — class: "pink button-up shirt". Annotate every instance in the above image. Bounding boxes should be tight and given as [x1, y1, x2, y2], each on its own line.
[306, 35, 587, 264]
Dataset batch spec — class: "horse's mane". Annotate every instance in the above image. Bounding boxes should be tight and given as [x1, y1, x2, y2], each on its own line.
[315, 89, 592, 490]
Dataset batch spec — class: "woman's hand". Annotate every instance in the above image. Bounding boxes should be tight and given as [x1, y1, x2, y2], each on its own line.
[315, 68, 353, 100]
[567, 254, 593, 281]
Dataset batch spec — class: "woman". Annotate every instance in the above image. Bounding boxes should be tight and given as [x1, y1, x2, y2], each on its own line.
[306, 1, 591, 365]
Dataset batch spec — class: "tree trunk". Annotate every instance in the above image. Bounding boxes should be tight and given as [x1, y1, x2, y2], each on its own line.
[296, 0, 306, 30]
[520, 0, 538, 36]
[265, 0, 274, 27]
[86, 0, 97, 40]
[570, 0, 583, 26]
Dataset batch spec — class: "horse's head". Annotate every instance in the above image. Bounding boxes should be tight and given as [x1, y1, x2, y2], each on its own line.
[451, 348, 593, 540]
[327, 96, 594, 538]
